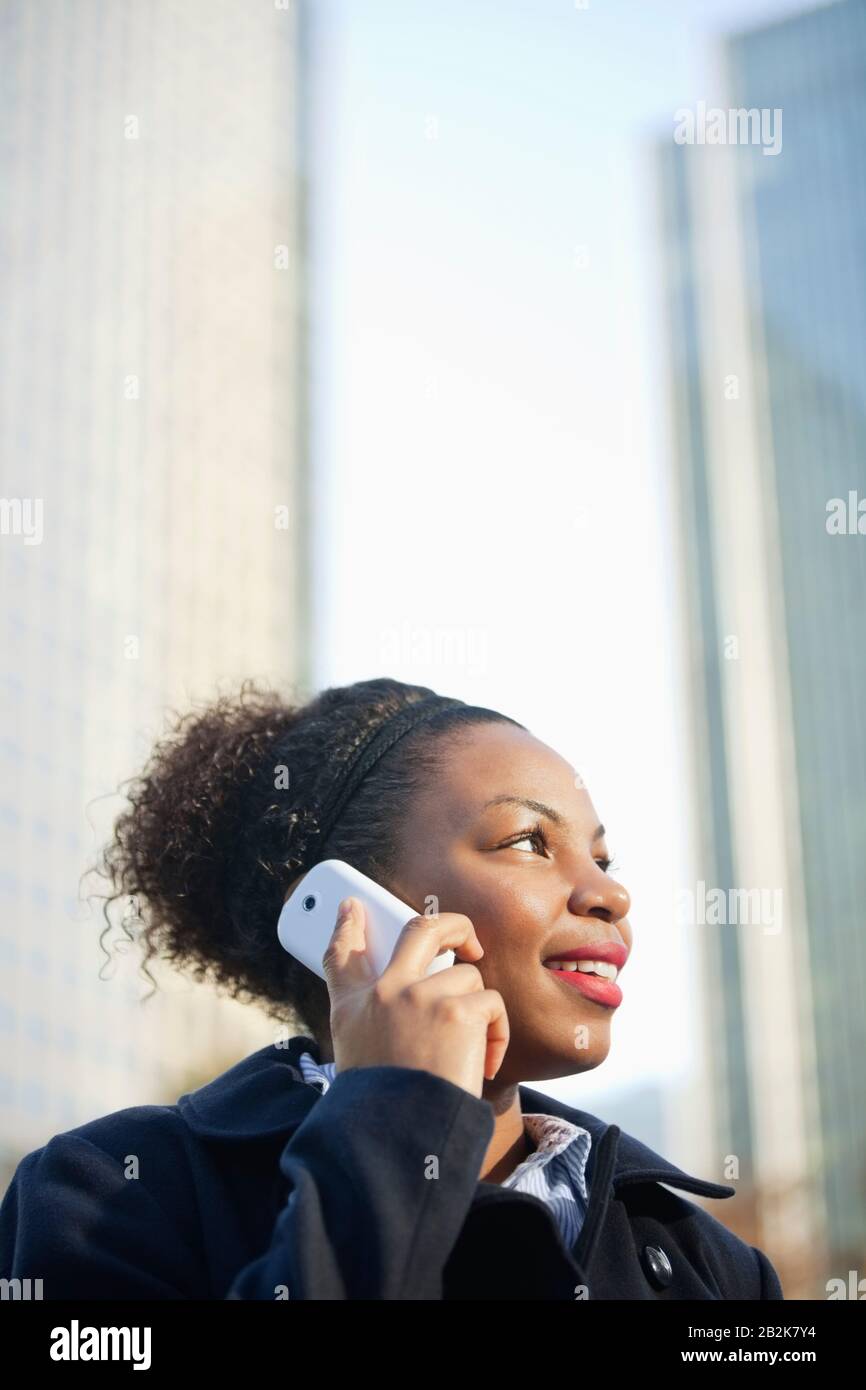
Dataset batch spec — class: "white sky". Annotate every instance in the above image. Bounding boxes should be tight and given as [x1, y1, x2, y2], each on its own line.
[307, 0, 810, 1107]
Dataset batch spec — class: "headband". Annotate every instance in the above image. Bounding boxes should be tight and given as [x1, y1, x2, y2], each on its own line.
[294, 693, 518, 869]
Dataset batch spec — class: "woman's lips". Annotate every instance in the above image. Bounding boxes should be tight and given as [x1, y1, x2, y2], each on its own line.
[544, 966, 623, 1009]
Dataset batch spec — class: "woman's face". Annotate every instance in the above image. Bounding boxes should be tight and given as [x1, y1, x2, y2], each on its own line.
[387, 720, 633, 1084]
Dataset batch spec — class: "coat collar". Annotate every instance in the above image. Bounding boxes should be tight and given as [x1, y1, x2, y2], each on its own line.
[177, 1035, 734, 1200]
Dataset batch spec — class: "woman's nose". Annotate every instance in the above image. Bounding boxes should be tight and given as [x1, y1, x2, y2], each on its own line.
[570, 872, 630, 924]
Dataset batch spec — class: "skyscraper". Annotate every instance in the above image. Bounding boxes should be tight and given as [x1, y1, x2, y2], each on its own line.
[658, 0, 866, 1295]
[0, 0, 309, 1186]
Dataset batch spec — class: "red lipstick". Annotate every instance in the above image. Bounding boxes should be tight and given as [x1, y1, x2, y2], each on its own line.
[541, 942, 627, 1009]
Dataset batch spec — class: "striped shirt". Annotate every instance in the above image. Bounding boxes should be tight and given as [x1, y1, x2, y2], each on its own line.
[297, 1050, 592, 1252]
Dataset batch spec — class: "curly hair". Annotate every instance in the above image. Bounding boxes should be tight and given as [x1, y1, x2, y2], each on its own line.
[89, 675, 519, 1046]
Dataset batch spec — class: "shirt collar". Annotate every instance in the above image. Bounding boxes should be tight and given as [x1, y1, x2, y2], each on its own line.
[299, 1050, 590, 1180]
[299, 1048, 593, 1193]
[176, 1036, 735, 1200]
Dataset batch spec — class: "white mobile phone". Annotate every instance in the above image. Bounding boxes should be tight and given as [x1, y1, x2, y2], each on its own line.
[276, 858, 456, 981]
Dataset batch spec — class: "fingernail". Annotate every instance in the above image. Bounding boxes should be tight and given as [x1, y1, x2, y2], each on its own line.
[336, 897, 354, 923]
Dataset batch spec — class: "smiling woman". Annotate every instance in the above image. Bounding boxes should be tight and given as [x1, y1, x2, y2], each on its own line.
[0, 676, 784, 1300]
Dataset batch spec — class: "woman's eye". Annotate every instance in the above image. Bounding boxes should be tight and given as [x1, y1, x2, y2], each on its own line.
[511, 835, 535, 852]
[499, 829, 616, 872]
[506, 828, 547, 855]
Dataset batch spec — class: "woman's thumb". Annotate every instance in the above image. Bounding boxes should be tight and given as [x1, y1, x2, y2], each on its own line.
[322, 896, 372, 986]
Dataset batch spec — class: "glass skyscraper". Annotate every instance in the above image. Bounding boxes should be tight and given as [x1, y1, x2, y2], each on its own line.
[0, 0, 309, 1190]
[659, 0, 866, 1294]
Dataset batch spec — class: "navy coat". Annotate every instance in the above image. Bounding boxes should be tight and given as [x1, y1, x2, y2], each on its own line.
[0, 1033, 783, 1299]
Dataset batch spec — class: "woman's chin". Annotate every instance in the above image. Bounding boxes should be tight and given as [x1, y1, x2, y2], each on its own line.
[515, 1035, 611, 1084]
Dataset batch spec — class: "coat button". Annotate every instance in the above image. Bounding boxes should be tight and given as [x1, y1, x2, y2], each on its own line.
[641, 1244, 673, 1289]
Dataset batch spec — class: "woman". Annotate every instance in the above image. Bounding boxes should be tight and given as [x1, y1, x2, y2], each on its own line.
[0, 676, 784, 1299]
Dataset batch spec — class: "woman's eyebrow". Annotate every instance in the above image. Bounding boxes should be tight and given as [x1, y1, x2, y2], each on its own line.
[481, 794, 605, 841]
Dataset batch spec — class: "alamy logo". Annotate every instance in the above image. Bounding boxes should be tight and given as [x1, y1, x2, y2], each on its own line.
[673, 101, 782, 156]
[0, 1277, 43, 1299]
[826, 491, 866, 535]
[826, 1269, 866, 1299]
[49, 1320, 151, 1370]
[675, 880, 783, 935]
[0, 497, 43, 545]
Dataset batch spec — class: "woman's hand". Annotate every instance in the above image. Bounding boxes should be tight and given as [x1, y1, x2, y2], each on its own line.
[322, 897, 509, 1099]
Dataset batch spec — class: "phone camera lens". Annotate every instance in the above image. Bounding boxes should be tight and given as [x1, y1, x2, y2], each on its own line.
[302, 894, 316, 912]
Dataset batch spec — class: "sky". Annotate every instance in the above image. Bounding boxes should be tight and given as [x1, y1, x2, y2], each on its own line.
[305, 0, 816, 1112]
